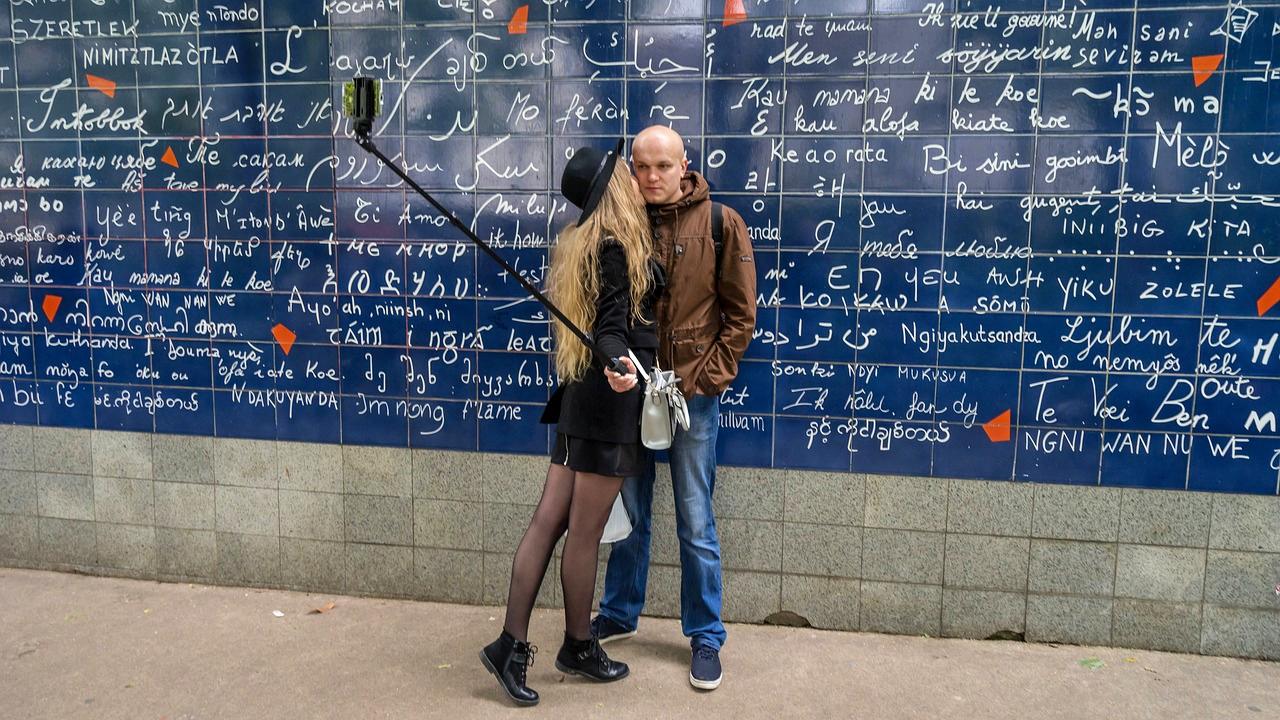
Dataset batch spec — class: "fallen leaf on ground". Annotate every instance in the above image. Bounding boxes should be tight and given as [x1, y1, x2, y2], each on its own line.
[1078, 657, 1105, 670]
[437, 664, 451, 669]
[308, 602, 337, 615]
[1123, 657, 1136, 663]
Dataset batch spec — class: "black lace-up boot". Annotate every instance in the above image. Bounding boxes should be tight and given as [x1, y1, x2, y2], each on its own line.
[480, 631, 539, 706]
[554, 633, 630, 682]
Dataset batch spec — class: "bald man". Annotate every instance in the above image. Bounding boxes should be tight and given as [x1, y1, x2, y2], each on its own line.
[592, 126, 757, 691]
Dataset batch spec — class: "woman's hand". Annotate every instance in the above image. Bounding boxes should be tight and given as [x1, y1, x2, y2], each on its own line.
[604, 356, 638, 393]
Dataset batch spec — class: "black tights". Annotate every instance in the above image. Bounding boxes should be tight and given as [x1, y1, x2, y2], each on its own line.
[502, 462, 623, 642]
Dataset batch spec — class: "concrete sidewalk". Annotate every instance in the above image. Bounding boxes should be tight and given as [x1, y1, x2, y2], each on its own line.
[1, 568, 1276, 720]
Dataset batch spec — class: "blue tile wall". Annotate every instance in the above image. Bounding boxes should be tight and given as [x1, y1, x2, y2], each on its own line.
[0, 0, 1272, 496]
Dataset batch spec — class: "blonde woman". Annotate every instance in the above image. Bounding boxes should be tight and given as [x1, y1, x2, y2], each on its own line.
[481, 140, 661, 707]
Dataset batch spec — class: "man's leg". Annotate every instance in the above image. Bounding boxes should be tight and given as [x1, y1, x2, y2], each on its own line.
[595, 452, 656, 633]
[670, 394, 726, 651]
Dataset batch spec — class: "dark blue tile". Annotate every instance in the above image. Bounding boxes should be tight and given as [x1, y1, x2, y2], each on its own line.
[785, 79, 866, 136]
[708, 18, 788, 76]
[153, 389, 214, 436]
[625, 23, 704, 78]
[410, 399, 475, 449]
[340, 296, 409, 347]
[335, 190, 404, 240]
[1113, 256, 1208, 317]
[1020, 371, 1106, 430]
[863, 196, 948, 255]
[854, 363, 937, 421]
[1025, 255, 1114, 315]
[406, 299, 479, 349]
[747, 307, 780, 361]
[1133, 10, 1224, 70]
[276, 400, 341, 443]
[1127, 72, 1220, 135]
[1016, 429, 1101, 484]
[1034, 136, 1126, 196]
[850, 418, 933, 475]
[0, 380, 40, 424]
[267, 83, 332, 138]
[273, 292, 337, 344]
[265, 0, 326, 27]
[1100, 431, 1191, 489]
[774, 415, 851, 471]
[934, 421, 1015, 480]
[552, 0, 626, 21]
[697, 84, 769, 147]
[773, 360, 853, 416]
[478, 403, 548, 453]
[625, 80, 702, 137]
[855, 309, 937, 366]
[935, 312, 1026, 369]
[1208, 204, 1280, 260]
[776, 306, 862, 363]
[94, 384, 157, 432]
[864, 136, 948, 193]
[152, 339, 215, 388]
[717, 414, 774, 467]
[1188, 435, 1277, 494]
[705, 137, 782, 195]
[720, 360, 774, 414]
[946, 135, 1034, 194]
[1126, 133, 1226, 195]
[38, 381, 93, 428]
[340, 393, 407, 445]
[1118, 198, 1209, 257]
[200, 32, 264, 85]
[1037, 75, 1128, 135]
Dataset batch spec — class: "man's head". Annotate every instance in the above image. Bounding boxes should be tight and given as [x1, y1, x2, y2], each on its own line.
[630, 126, 689, 205]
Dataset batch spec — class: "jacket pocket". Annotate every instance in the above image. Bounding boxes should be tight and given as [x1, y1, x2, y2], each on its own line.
[670, 326, 718, 379]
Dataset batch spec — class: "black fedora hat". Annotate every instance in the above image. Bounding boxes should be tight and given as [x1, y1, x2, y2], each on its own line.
[561, 138, 625, 224]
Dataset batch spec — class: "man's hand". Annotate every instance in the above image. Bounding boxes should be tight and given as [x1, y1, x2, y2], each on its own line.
[605, 356, 638, 393]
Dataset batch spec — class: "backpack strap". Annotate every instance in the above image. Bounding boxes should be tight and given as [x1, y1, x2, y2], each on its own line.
[710, 201, 724, 285]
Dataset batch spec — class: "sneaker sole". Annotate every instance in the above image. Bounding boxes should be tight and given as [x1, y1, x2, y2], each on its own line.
[595, 629, 637, 645]
[479, 650, 539, 707]
[689, 671, 722, 691]
[555, 660, 631, 682]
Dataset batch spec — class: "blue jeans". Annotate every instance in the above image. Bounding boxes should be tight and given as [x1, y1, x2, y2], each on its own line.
[598, 394, 725, 650]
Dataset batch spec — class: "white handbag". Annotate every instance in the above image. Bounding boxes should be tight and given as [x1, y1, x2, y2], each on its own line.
[627, 350, 691, 451]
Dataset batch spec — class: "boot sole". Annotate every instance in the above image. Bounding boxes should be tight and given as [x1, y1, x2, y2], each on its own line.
[479, 650, 539, 707]
[555, 660, 631, 682]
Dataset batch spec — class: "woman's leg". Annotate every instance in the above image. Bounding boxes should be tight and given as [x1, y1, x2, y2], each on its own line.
[502, 462, 576, 642]
[560, 471, 624, 640]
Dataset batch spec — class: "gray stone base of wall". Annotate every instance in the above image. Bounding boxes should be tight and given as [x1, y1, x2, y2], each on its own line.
[0, 426, 1276, 660]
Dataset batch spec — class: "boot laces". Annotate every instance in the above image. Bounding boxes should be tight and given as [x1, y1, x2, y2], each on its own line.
[512, 643, 537, 684]
[585, 637, 608, 664]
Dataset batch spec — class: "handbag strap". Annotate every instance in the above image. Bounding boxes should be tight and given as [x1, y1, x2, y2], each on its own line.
[626, 349, 651, 384]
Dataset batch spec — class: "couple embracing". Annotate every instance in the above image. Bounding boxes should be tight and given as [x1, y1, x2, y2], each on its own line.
[480, 125, 757, 706]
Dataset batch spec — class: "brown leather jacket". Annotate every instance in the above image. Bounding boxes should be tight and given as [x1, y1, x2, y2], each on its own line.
[649, 172, 756, 396]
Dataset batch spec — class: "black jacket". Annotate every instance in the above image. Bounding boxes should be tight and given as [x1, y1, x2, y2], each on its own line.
[540, 240, 663, 444]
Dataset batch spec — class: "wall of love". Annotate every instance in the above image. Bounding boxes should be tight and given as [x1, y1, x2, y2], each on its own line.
[0, 0, 1277, 494]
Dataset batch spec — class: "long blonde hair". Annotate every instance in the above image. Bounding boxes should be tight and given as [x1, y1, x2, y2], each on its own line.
[550, 161, 653, 382]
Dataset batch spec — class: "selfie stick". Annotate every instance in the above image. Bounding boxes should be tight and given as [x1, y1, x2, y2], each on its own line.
[342, 76, 628, 375]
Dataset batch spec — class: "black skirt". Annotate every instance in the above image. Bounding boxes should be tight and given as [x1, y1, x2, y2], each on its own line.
[551, 433, 645, 478]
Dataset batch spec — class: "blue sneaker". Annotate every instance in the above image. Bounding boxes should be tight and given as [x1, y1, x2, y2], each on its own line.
[590, 615, 637, 645]
[689, 644, 722, 690]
